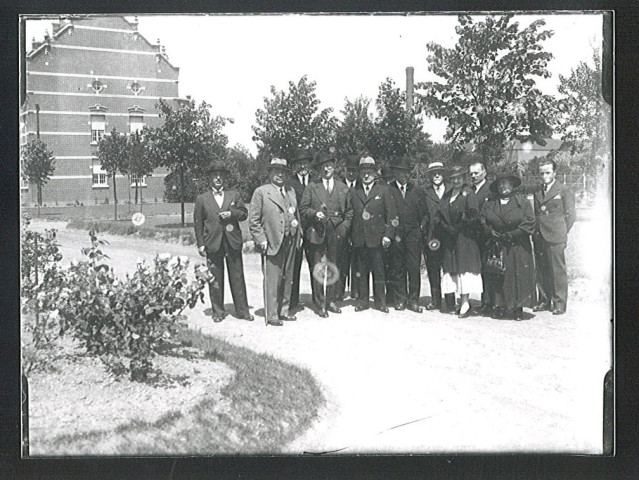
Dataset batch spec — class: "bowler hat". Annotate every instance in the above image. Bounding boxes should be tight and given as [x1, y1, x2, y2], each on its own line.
[312, 151, 336, 169]
[489, 173, 522, 193]
[426, 161, 449, 175]
[447, 165, 467, 179]
[208, 160, 230, 175]
[357, 156, 377, 170]
[290, 148, 313, 165]
[267, 157, 291, 172]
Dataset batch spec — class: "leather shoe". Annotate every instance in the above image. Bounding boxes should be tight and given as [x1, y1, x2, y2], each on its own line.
[279, 314, 297, 321]
[316, 309, 329, 318]
[395, 303, 406, 311]
[407, 303, 423, 313]
[425, 302, 440, 311]
[327, 303, 341, 314]
[213, 315, 224, 323]
[491, 309, 506, 319]
[267, 319, 283, 326]
[479, 304, 493, 315]
[552, 308, 565, 315]
[532, 302, 549, 312]
[354, 303, 369, 312]
[239, 314, 254, 321]
[376, 305, 389, 313]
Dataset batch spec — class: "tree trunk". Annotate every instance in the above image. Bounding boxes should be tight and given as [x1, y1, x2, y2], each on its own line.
[180, 169, 185, 227]
[36, 183, 41, 216]
[135, 181, 139, 205]
[112, 172, 118, 221]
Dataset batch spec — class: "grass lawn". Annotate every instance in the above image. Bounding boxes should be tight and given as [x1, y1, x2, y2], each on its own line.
[29, 324, 324, 455]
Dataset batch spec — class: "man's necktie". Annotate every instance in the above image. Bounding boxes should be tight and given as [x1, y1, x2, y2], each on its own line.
[400, 185, 406, 198]
[364, 186, 370, 196]
[280, 187, 286, 197]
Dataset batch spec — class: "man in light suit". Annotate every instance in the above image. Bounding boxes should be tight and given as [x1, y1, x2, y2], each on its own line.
[288, 148, 315, 310]
[300, 151, 353, 317]
[533, 158, 576, 315]
[194, 160, 253, 322]
[249, 158, 302, 326]
[469, 161, 493, 314]
[350, 156, 398, 312]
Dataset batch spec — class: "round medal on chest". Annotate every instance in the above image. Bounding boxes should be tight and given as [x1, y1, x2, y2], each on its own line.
[288, 206, 296, 214]
[362, 211, 371, 220]
[225, 224, 234, 232]
[541, 205, 547, 212]
[291, 219, 299, 228]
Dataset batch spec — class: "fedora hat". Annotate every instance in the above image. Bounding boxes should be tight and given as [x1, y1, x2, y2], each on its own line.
[447, 165, 467, 179]
[381, 166, 395, 182]
[390, 157, 412, 171]
[291, 148, 313, 165]
[208, 160, 230, 175]
[426, 161, 449, 175]
[357, 156, 377, 170]
[312, 151, 336, 169]
[267, 157, 291, 172]
[489, 173, 522, 193]
[345, 155, 359, 170]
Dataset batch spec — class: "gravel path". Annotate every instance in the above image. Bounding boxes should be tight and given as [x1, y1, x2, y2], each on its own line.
[29, 219, 611, 454]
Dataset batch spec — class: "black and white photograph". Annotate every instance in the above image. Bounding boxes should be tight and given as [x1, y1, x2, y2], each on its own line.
[18, 12, 613, 457]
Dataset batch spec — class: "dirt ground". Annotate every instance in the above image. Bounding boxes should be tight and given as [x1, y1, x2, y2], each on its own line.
[27, 213, 612, 455]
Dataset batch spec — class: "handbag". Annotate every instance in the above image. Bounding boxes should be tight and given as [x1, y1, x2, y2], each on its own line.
[482, 239, 507, 275]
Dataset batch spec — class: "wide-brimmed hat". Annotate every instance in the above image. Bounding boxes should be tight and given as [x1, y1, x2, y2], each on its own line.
[381, 166, 395, 181]
[290, 148, 313, 165]
[312, 151, 336, 169]
[426, 161, 449, 175]
[390, 157, 412, 171]
[267, 157, 291, 172]
[208, 160, 230, 175]
[447, 165, 467, 179]
[358, 156, 377, 171]
[345, 155, 359, 170]
[489, 173, 522, 193]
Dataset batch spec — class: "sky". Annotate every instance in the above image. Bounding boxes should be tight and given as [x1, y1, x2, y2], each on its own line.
[24, 13, 604, 156]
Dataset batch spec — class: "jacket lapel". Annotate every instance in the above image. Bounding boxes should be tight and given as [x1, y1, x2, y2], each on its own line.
[206, 191, 221, 213]
[220, 190, 233, 211]
[541, 181, 561, 203]
[363, 182, 381, 205]
[267, 184, 285, 210]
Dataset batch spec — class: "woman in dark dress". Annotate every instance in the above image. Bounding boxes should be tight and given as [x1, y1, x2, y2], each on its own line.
[434, 166, 483, 318]
[480, 173, 535, 320]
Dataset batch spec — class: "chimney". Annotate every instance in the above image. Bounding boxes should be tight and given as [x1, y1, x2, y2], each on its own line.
[406, 66, 414, 110]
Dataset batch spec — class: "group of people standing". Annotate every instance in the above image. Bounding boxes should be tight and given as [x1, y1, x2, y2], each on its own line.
[193, 151, 575, 327]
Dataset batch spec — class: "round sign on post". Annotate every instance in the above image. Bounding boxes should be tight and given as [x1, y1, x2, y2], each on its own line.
[132, 212, 145, 226]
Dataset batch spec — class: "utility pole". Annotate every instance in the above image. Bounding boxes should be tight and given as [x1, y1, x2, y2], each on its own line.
[405, 67, 414, 110]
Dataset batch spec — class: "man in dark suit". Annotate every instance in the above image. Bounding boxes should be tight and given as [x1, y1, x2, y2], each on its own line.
[422, 161, 450, 312]
[249, 158, 302, 326]
[194, 161, 253, 322]
[339, 155, 360, 301]
[350, 156, 398, 312]
[469, 161, 492, 314]
[288, 148, 315, 310]
[300, 151, 353, 317]
[533, 158, 576, 315]
[386, 157, 430, 313]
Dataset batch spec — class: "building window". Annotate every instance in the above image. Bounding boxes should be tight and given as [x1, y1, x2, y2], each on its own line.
[129, 115, 145, 135]
[91, 114, 105, 144]
[92, 164, 109, 188]
[20, 176, 29, 191]
[130, 174, 147, 187]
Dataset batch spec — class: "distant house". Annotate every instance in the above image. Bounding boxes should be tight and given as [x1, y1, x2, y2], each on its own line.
[508, 138, 564, 164]
[20, 15, 183, 206]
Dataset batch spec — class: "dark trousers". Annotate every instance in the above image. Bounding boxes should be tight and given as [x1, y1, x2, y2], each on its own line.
[340, 241, 360, 299]
[388, 229, 423, 306]
[206, 237, 250, 318]
[423, 245, 444, 306]
[290, 238, 313, 308]
[262, 234, 297, 322]
[308, 223, 347, 308]
[356, 246, 387, 307]
[478, 241, 491, 306]
[534, 236, 568, 311]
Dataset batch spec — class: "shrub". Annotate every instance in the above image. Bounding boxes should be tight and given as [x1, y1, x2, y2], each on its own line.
[23, 227, 213, 381]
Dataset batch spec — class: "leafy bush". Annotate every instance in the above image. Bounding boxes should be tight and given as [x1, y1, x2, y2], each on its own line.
[23, 225, 213, 381]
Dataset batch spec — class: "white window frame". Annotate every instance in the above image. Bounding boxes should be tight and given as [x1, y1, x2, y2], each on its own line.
[130, 174, 147, 187]
[90, 114, 106, 145]
[20, 176, 29, 191]
[129, 115, 145, 135]
[92, 164, 109, 188]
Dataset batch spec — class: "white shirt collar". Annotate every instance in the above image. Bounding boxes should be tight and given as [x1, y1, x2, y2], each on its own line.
[396, 180, 407, 190]
[475, 179, 486, 191]
[544, 180, 555, 191]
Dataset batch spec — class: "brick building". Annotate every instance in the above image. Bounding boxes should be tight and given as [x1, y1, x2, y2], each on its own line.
[20, 15, 182, 206]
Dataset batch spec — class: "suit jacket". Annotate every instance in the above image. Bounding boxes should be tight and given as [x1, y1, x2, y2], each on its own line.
[299, 179, 353, 244]
[534, 181, 576, 243]
[474, 181, 492, 210]
[249, 183, 301, 256]
[423, 183, 451, 241]
[350, 182, 398, 248]
[387, 181, 429, 235]
[194, 190, 247, 252]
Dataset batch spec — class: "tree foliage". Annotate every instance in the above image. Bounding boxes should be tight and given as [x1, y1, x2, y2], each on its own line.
[97, 128, 129, 218]
[252, 75, 338, 161]
[21, 139, 56, 207]
[417, 14, 556, 165]
[127, 131, 156, 205]
[334, 96, 376, 159]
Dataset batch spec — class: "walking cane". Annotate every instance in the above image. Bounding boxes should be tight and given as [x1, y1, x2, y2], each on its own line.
[322, 254, 328, 314]
[260, 249, 268, 326]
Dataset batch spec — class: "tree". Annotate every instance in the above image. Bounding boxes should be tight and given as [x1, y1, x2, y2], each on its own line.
[97, 128, 129, 220]
[334, 96, 376, 159]
[146, 98, 229, 226]
[224, 144, 266, 202]
[252, 75, 338, 161]
[373, 78, 429, 165]
[416, 14, 556, 166]
[21, 139, 56, 214]
[127, 131, 156, 208]
[555, 48, 611, 180]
